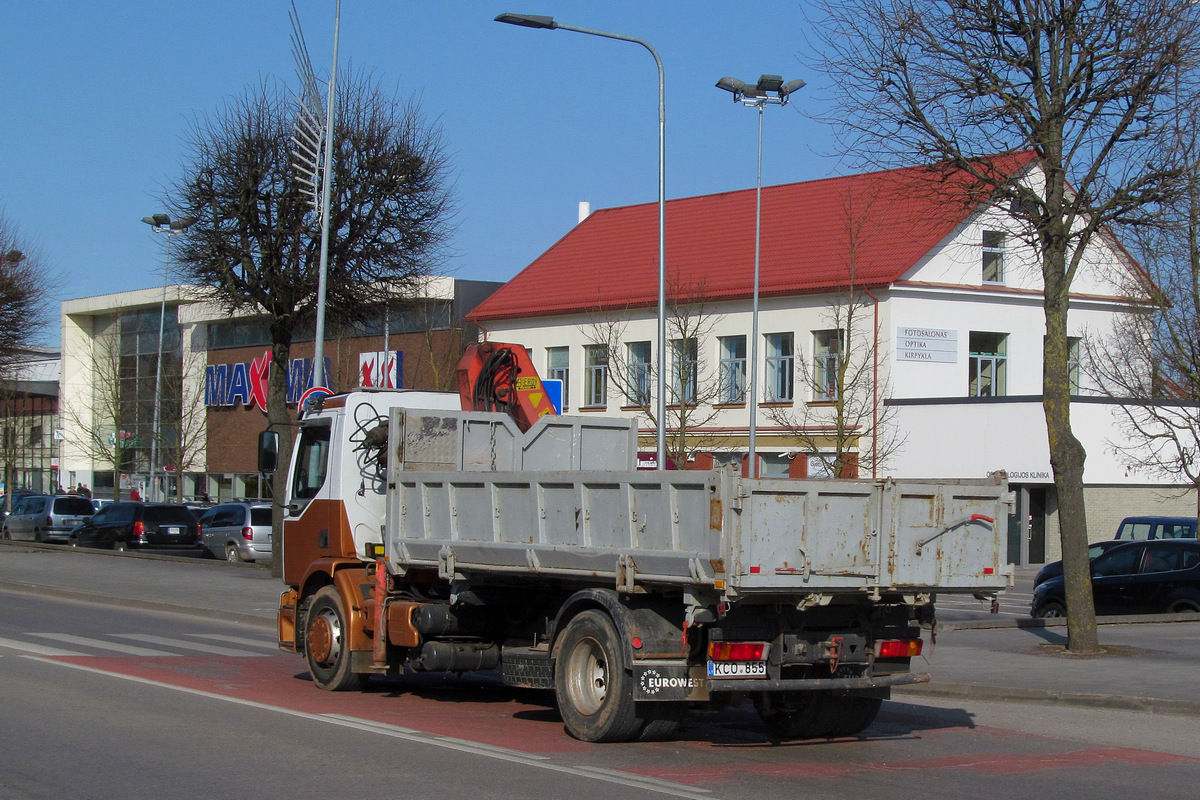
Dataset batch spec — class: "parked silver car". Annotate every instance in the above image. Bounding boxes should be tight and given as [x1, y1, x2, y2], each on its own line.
[198, 502, 272, 562]
[2, 494, 95, 542]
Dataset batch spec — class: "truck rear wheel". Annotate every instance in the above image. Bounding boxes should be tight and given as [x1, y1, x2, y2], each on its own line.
[304, 586, 367, 691]
[824, 695, 883, 737]
[555, 610, 643, 743]
[755, 691, 832, 739]
[756, 692, 882, 739]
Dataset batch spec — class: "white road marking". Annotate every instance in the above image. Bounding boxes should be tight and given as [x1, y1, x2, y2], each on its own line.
[24, 656, 722, 800]
[114, 634, 265, 657]
[28, 633, 177, 657]
[188, 633, 278, 649]
[0, 636, 86, 657]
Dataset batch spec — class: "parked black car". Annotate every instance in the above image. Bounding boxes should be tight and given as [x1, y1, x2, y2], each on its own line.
[1031, 539, 1200, 617]
[1032, 540, 1129, 588]
[68, 502, 201, 553]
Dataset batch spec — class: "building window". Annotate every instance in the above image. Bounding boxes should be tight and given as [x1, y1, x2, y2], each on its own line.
[759, 452, 791, 478]
[546, 347, 569, 410]
[765, 333, 794, 402]
[969, 332, 1007, 397]
[626, 341, 651, 406]
[982, 230, 1006, 284]
[670, 338, 698, 405]
[584, 345, 608, 407]
[1068, 336, 1081, 395]
[718, 335, 747, 403]
[813, 330, 843, 401]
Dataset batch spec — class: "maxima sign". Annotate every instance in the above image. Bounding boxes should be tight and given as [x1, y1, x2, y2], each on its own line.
[205, 352, 332, 410]
[896, 327, 957, 363]
[205, 349, 404, 410]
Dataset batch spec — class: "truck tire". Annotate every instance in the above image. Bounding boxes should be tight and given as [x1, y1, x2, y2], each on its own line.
[823, 695, 883, 737]
[304, 586, 368, 691]
[638, 704, 683, 741]
[755, 691, 840, 739]
[555, 610, 643, 743]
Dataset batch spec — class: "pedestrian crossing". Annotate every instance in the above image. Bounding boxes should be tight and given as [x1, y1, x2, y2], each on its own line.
[934, 587, 1034, 620]
[0, 631, 275, 658]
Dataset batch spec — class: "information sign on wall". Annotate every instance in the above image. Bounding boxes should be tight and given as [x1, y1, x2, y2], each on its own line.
[896, 327, 958, 363]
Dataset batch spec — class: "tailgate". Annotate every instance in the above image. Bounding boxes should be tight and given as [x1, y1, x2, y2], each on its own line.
[727, 477, 1011, 595]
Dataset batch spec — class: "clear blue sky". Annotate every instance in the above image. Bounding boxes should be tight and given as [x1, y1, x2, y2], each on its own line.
[1, 1, 849, 345]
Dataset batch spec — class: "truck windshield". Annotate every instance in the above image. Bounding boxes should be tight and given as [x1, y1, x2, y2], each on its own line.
[292, 423, 332, 500]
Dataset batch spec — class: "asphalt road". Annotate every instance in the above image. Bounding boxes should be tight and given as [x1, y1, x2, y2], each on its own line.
[3, 590, 1199, 800]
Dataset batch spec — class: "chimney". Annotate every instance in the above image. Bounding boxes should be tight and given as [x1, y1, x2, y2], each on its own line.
[578, 201, 591, 224]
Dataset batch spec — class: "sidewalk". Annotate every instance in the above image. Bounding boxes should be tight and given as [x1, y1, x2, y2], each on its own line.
[3, 542, 1199, 717]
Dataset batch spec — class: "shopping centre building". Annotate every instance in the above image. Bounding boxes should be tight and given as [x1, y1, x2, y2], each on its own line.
[59, 277, 498, 503]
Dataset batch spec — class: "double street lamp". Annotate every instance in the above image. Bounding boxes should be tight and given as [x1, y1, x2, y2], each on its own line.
[495, 13, 668, 471]
[141, 213, 196, 502]
[715, 75, 804, 478]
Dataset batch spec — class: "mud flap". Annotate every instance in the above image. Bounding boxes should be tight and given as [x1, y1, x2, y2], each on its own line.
[633, 662, 709, 701]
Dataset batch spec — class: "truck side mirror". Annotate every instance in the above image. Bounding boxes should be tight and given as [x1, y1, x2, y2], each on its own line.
[258, 431, 279, 473]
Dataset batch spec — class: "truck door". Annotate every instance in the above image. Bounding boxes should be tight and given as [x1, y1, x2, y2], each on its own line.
[282, 419, 337, 586]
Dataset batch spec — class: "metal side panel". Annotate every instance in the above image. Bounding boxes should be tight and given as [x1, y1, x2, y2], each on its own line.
[387, 470, 722, 585]
[885, 482, 1009, 590]
[730, 479, 881, 592]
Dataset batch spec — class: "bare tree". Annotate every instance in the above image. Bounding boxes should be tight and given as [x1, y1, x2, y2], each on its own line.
[60, 321, 134, 503]
[583, 280, 727, 469]
[154, 347, 209, 502]
[811, 0, 1200, 652]
[1089, 109, 1200, 516]
[167, 73, 455, 571]
[0, 216, 56, 508]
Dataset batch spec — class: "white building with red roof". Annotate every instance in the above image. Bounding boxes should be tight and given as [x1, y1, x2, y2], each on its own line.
[468, 155, 1194, 564]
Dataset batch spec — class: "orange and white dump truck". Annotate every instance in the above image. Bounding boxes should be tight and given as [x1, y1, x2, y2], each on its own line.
[267, 343, 1012, 742]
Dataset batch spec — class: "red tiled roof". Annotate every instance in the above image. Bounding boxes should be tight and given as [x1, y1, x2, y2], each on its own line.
[469, 152, 1037, 322]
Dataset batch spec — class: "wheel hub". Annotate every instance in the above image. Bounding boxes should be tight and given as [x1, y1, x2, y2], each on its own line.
[309, 613, 336, 664]
[566, 636, 608, 715]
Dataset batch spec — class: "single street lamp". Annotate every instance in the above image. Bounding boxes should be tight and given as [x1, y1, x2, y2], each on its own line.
[495, 12, 668, 470]
[715, 74, 804, 478]
[141, 213, 196, 502]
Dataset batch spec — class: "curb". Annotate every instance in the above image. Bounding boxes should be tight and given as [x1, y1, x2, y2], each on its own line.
[938, 612, 1200, 631]
[894, 681, 1200, 718]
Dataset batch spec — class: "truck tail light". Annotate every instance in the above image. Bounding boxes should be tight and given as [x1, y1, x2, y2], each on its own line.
[242, 526, 253, 541]
[132, 520, 147, 543]
[708, 641, 768, 661]
[875, 639, 922, 658]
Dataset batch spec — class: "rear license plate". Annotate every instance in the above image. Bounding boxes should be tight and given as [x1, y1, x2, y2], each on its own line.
[707, 660, 767, 678]
[163, 526, 180, 535]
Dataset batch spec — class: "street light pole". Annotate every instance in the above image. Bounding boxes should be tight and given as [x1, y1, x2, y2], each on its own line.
[715, 75, 804, 478]
[142, 214, 196, 502]
[495, 13, 668, 471]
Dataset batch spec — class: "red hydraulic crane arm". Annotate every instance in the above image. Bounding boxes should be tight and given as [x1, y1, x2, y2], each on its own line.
[456, 342, 557, 432]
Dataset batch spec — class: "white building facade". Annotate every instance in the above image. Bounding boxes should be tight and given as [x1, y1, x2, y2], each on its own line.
[469, 157, 1195, 564]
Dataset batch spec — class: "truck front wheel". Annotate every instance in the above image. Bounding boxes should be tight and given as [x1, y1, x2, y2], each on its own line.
[304, 586, 367, 691]
[555, 610, 643, 743]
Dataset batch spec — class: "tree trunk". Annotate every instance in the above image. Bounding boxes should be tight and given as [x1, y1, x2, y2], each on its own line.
[1043, 261, 1100, 653]
[267, 336, 294, 580]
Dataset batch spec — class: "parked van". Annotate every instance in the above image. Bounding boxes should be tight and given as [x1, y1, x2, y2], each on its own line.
[197, 502, 272, 563]
[2, 495, 96, 542]
[1114, 516, 1197, 541]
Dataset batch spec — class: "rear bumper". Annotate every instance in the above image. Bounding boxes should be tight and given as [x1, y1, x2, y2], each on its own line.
[707, 671, 930, 693]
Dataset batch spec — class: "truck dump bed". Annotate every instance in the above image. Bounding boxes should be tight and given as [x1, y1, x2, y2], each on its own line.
[385, 409, 1012, 596]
